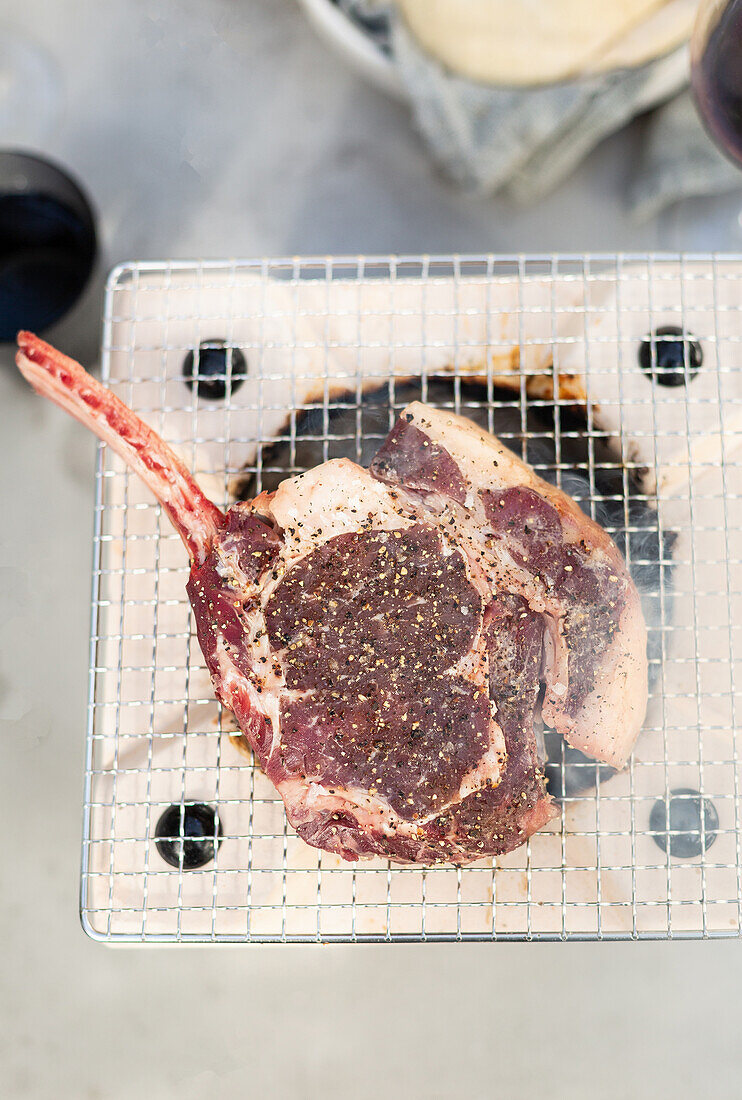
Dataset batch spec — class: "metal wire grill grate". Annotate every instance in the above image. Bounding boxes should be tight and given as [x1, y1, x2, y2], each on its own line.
[81, 254, 742, 942]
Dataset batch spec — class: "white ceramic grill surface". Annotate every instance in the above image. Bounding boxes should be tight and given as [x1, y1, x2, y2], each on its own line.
[81, 255, 742, 942]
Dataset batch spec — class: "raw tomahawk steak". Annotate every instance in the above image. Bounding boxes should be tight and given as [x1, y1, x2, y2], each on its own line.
[17, 333, 648, 864]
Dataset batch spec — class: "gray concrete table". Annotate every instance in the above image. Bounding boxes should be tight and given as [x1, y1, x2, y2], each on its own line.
[2, 2, 741, 1097]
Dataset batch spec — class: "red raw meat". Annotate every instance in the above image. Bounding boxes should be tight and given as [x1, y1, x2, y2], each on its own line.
[17, 333, 647, 864]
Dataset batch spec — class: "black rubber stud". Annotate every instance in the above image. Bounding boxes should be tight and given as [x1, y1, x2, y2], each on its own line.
[638, 326, 702, 388]
[155, 802, 223, 869]
[182, 339, 247, 400]
[649, 788, 719, 858]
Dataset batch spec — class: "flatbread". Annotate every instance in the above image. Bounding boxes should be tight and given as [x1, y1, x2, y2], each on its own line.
[395, 0, 696, 85]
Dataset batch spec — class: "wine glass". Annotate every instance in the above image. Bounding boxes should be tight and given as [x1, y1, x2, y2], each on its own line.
[0, 152, 97, 343]
[691, 0, 742, 168]
[0, 25, 97, 343]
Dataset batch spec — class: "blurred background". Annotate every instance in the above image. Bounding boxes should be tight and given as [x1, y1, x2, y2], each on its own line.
[2, 1, 742, 1097]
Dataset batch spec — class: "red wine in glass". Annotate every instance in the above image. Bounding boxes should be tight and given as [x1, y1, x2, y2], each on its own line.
[0, 152, 96, 343]
[691, 0, 742, 168]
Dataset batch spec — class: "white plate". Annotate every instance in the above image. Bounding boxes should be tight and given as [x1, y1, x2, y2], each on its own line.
[298, 0, 405, 99]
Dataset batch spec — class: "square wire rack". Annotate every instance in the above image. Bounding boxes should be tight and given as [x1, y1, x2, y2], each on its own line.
[81, 254, 742, 942]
